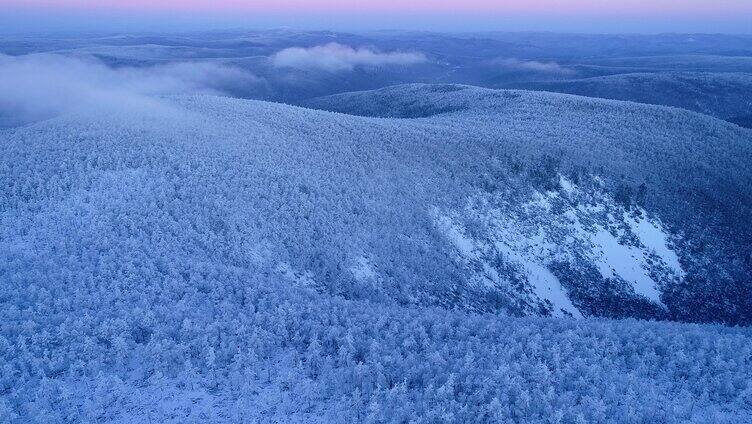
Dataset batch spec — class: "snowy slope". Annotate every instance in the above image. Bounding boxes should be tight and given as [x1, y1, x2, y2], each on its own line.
[305, 85, 752, 321]
[512, 72, 752, 126]
[434, 176, 683, 318]
[4, 85, 752, 323]
[3, 84, 752, 422]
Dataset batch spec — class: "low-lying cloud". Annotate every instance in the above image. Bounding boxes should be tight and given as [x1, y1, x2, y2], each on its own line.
[496, 58, 574, 75]
[271, 43, 427, 72]
[0, 53, 263, 127]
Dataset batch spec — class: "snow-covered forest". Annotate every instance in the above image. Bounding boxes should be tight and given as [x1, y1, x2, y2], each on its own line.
[1, 31, 752, 422]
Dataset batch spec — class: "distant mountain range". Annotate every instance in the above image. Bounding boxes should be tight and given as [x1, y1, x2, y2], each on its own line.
[510, 72, 752, 127]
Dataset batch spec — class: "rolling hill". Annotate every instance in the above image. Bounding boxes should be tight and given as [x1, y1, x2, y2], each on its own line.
[511, 72, 752, 127]
[2, 85, 752, 421]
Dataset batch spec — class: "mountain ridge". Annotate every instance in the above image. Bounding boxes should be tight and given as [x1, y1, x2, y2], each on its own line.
[4, 82, 752, 422]
[3, 85, 751, 324]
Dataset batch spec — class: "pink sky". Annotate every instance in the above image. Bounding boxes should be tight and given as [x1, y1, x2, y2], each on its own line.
[4, 0, 752, 16]
[1, 0, 750, 34]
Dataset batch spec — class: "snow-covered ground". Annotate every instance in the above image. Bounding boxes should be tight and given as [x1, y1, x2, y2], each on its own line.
[2, 82, 752, 422]
[435, 176, 684, 317]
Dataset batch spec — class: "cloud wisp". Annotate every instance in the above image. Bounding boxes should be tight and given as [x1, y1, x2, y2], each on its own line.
[495, 58, 575, 75]
[0, 53, 263, 127]
[271, 43, 427, 72]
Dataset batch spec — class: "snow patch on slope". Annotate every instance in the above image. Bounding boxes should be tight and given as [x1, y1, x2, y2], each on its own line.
[627, 212, 684, 277]
[351, 255, 377, 283]
[437, 216, 476, 259]
[591, 227, 663, 304]
[435, 175, 683, 317]
[590, 211, 683, 305]
[436, 212, 580, 318]
[277, 262, 317, 288]
[494, 237, 582, 318]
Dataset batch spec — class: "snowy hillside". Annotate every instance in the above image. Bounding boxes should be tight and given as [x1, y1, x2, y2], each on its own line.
[434, 175, 684, 319]
[2, 84, 752, 421]
[5, 85, 752, 323]
[305, 84, 752, 323]
[512, 72, 752, 126]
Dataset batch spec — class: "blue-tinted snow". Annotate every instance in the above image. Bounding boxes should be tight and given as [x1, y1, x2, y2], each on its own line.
[2, 84, 752, 422]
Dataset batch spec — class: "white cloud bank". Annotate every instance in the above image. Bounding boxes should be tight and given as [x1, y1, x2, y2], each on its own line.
[496, 58, 575, 75]
[271, 43, 427, 72]
[0, 53, 262, 126]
